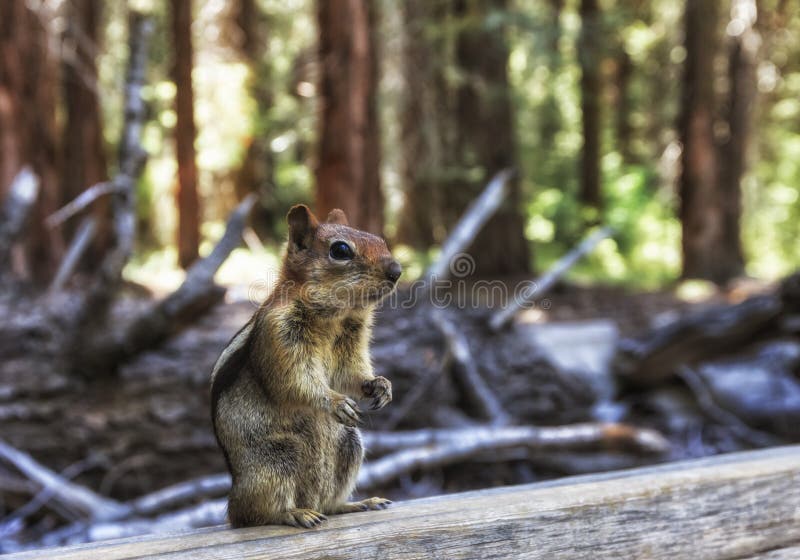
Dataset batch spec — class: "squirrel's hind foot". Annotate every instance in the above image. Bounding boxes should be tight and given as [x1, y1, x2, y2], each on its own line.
[332, 497, 392, 514]
[283, 508, 328, 529]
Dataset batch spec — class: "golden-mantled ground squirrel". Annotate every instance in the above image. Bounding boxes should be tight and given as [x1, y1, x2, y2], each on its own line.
[211, 205, 401, 528]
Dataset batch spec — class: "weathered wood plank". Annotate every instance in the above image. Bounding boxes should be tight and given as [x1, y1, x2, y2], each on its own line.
[743, 546, 800, 560]
[8, 446, 800, 560]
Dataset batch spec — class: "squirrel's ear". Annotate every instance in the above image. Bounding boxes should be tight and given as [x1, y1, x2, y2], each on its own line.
[326, 209, 349, 226]
[287, 204, 319, 251]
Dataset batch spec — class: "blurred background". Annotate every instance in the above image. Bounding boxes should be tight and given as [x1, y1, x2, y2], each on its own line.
[1, 0, 800, 552]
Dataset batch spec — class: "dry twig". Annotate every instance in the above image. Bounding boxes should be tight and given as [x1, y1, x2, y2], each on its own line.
[431, 310, 510, 425]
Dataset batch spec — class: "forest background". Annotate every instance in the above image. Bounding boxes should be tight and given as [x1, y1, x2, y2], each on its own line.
[3, 0, 799, 292]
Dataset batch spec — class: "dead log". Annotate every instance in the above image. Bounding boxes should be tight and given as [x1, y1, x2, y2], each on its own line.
[613, 294, 784, 386]
[422, 169, 514, 286]
[0, 167, 40, 273]
[489, 226, 613, 331]
[431, 310, 510, 425]
[78, 194, 256, 374]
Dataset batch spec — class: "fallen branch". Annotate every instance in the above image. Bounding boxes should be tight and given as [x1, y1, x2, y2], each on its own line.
[82, 194, 257, 373]
[0, 456, 103, 539]
[614, 294, 784, 385]
[29, 499, 229, 551]
[490, 226, 614, 331]
[45, 182, 119, 228]
[130, 473, 231, 517]
[49, 217, 97, 293]
[361, 423, 669, 457]
[0, 167, 40, 271]
[0, 440, 128, 522]
[422, 169, 514, 286]
[431, 310, 510, 426]
[358, 423, 669, 489]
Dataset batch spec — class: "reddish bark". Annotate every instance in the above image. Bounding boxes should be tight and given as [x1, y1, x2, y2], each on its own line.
[578, 0, 602, 214]
[679, 0, 745, 284]
[61, 0, 110, 266]
[0, 1, 63, 280]
[170, 0, 200, 268]
[315, 0, 383, 235]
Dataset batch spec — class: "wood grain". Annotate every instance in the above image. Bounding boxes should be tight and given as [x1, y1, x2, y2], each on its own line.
[8, 446, 800, 560]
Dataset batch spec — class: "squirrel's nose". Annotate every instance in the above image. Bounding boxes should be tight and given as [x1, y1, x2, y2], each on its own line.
[385, 260, 402, 283]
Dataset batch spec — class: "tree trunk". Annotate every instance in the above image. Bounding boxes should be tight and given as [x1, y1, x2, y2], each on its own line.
[679, 0, 742, 284]
[537, 0, 564, 148]
[232, 0, 279, 240]
[396, 0, 447, 249]
[170, 0, 200, 268]
[0, 1, 63, 281]
[614, 48, 633, 162]
[578, 0, 602, 216]
[315, 0, 383, 235]
[61, 0, 110, 268]
[448, 0, 529, 276]
[716, 0, 758, 279]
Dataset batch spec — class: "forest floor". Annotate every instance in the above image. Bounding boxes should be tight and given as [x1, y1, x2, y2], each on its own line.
[2, 279, 778, 541]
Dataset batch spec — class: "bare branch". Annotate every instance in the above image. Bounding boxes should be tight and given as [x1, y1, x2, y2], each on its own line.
[0, 440, 128, 522]
[130, 474, 231, 517]
[489, 226, 614, 331]
[82, 194, 257, 371]
[45, 182, 118, 228]
[358, 423, 670, 489]
[431, 310, 510, 426]
[423, 169, 514, 285]
[49, 217, 97, 293]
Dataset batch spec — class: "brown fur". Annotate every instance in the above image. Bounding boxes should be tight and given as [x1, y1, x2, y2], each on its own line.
[210, 205, 399, 529]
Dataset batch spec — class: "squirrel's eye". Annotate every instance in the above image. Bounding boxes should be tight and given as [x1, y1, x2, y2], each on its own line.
[329, 241, 354, 261]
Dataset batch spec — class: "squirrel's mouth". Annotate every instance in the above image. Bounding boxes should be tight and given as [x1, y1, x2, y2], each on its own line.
[364, 284, 396, 302]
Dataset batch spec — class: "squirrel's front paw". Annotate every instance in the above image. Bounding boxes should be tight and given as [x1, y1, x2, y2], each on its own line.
[332, 395, 362, 427]
[362, 376, 392, 410]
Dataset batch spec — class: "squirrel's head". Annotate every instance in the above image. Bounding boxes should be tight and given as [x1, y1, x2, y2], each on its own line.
[280, 204, 402, 310]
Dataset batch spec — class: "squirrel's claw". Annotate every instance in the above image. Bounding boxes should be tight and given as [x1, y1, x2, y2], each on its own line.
[333, 396, 362, 427]
[363, 376, 392, 411]
[285, 508, 327, 529]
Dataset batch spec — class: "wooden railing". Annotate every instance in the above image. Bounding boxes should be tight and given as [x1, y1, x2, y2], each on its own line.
[7, 445, 800, 560]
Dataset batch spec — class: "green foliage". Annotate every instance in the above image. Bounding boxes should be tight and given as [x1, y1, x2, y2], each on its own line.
[98, 0, 800, 287]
